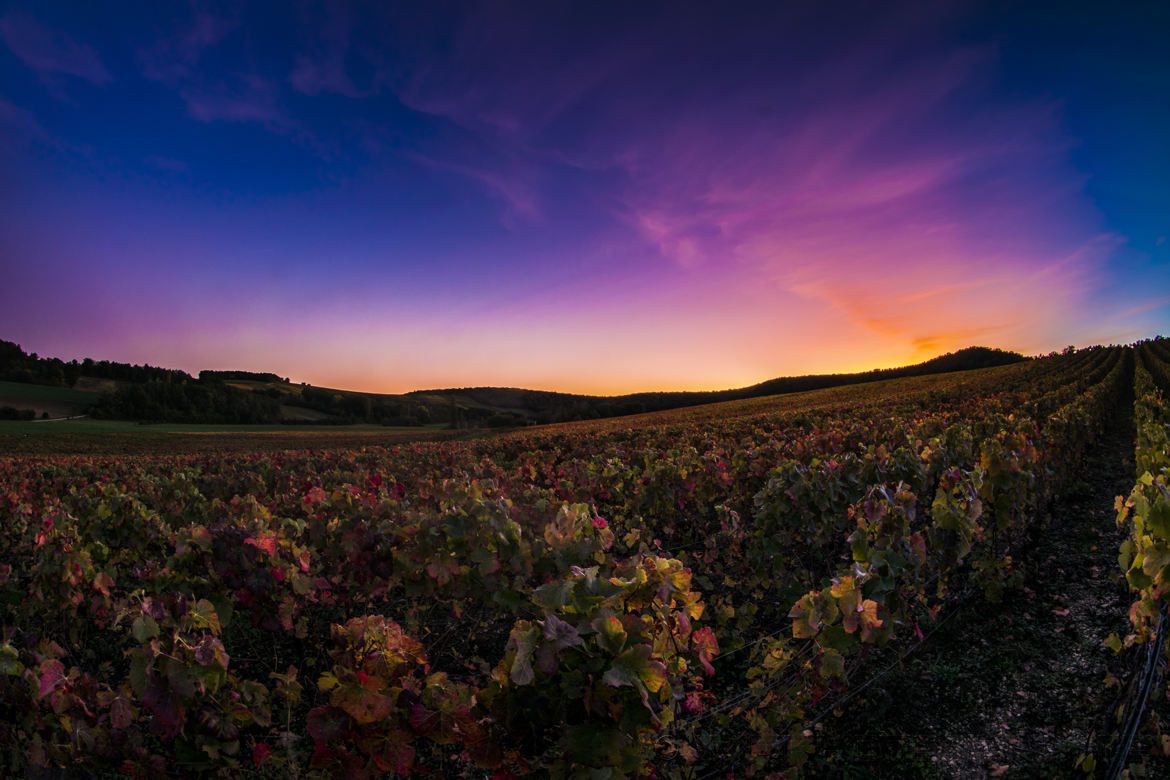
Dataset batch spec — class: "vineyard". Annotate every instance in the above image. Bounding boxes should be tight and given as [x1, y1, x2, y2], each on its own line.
[2, 340, 1169, 777]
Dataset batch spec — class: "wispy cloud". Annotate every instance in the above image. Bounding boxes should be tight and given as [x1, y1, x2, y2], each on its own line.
[137, 10, 236, 84]
[288, 2, 364, 98]
[354, 1, 1124, 358]
[0, 13, 111, 86]
[559, 42, 1119, 357]
[144, 154, 188, 172]
[1113, 296, 1170, 320]
[290, 54, 362, 98]
[411, 152, 541, 225]
[182, 74, 288, 128]
[379, 2, 642, 144]
[4, 0, 1162, 392]
[136, 6, 293, 131]
[0, 94, 50, 145]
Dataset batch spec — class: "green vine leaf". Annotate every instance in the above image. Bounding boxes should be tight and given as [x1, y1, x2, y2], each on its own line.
[592, 613, 627, 656]
[132, 615, 159, 643]
[509, 624, 540, 685]
[602, 645, 667, 706]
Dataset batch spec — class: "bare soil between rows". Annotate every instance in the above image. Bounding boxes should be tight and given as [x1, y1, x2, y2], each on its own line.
[807, 386, 1146, 779]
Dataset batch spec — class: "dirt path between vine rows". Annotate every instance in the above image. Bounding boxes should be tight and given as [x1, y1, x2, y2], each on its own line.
[807, 388, 1139, 778]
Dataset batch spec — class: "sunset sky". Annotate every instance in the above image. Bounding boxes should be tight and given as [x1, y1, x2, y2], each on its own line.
[1, 1, 1167, 394]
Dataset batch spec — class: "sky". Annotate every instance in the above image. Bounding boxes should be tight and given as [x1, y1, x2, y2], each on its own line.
[1, 0, 1167, 394]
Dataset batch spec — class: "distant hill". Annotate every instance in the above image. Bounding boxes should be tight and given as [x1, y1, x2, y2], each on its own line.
[409, 346, 1028, 425]
[0, 339, 1026, 426]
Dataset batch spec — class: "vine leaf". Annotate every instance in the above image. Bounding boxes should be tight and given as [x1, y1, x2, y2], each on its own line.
[692, 626, 719, 676]
[37, 659, 65, 699]
[132, 615, 159, 643]
[509, 624, 540, 685]
[306, 705, 349, 752]
[541, 613, 582, 650]
[602, 645, 667, 706]
[592, 613, 627, 656]
[332, 683, 395, 724]
[92, 571, 114, 597]
[189, 599, 222, 635]
[820, 648, 845, 680]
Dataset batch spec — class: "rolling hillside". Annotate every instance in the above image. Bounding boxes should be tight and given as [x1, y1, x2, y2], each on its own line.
[0, 340, 1027, 426]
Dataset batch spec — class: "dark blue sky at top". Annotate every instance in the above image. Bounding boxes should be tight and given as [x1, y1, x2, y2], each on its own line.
[7, 2, 1164, 234]
[963, 2, 1169, 250]
[3, 2, 1164, 250]
[0, 0, 1167, 392]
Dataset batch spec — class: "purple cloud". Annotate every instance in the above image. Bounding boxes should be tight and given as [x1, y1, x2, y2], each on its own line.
[288, 3, 364, 97]
[289, 54, 362, 98]
[144, 155, 188, 172]
[379, 2, 642, 144]
[411, 152, 541, 225]
[0, 13, 111, 85]
[363, 3, 1129, 357]
[137, 9, 236, 84]
[134, 6, 291, 130]
[0, 94, 50, 145]
[182, 75, 287, 127]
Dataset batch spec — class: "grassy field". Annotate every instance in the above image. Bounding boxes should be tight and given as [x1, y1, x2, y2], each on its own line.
[0, 418, 439, 434]
[0, 417, 460, 455]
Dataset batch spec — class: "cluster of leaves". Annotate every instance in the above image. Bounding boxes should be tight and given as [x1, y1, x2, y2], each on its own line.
[1085, 341, 1169, 776]
[0, 462, 713, 776]
[731, 347, 1129, 773]
[486, 555, 712, 775]
[0, 346, 1133, 776]
[1115, 344, 1170, 648]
